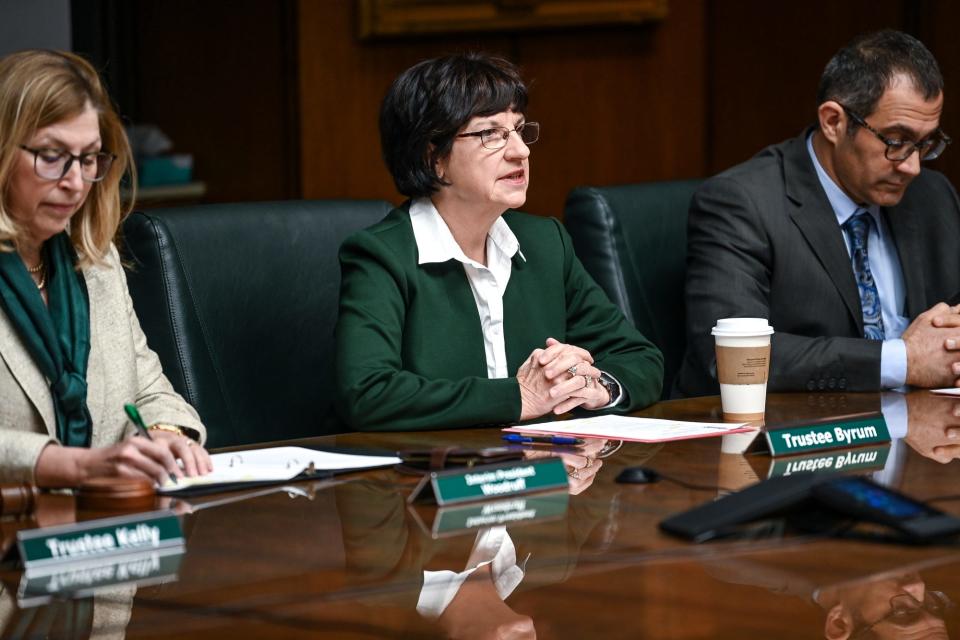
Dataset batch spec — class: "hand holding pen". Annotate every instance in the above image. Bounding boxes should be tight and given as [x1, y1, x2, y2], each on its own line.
[123, 405, 213, 484]
[125, 404, 179, 485]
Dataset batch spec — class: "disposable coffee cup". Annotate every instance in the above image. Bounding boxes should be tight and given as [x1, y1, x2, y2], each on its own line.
[712, 318, 774, 421]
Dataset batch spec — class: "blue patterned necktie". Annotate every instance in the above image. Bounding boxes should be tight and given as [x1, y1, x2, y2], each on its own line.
[843, 211, 885, 340]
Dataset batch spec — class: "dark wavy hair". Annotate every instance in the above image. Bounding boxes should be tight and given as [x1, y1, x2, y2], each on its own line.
[817, 30, 943, 133]
[379, 52, 528, 198]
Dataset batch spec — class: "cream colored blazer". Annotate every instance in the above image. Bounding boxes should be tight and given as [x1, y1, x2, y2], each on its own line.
[0, 244, 205, 482]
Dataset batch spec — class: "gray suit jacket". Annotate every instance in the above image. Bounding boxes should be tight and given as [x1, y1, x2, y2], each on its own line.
[0, 245, 205, 482]
[676, 129, 960, 396]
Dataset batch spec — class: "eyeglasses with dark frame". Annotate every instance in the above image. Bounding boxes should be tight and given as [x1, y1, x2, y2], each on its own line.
[18, 145, 116, 183]
[456, 122, 539, 150]
[840, 105, 952, 162]
[851, 590, 953, 638]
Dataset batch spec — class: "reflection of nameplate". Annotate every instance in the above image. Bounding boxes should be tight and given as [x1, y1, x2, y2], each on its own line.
[17, 548, 183, 607]
[766, 444, 891, 478]
[764, 413, 890, 457]
[407, 458, 568, 506]
[410, 491, 570, 538]
[17, 510, 183, 574]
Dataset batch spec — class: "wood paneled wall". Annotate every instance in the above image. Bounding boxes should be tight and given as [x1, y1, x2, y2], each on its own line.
[299, 0, 706, 217]
[298, 0, 960, 218]
[104, 1, 960, 213]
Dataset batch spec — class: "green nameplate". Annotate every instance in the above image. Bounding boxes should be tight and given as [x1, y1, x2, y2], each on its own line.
[764, 414, 890, 457]
[412, 491, 570, 538]
[408, 458, 568, 506]
[766, 444, 891, 478]
[17, 548, 183, 607]
[17, 510, 183, 574]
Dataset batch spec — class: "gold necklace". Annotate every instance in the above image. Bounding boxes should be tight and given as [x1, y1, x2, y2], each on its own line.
[34, 263, 46, 290]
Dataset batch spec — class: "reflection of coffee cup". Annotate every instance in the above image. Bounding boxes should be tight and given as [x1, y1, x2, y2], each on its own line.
[712, 318, 774, 421]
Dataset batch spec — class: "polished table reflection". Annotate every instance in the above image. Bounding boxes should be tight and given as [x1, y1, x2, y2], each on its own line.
[3, 391, 960, 638]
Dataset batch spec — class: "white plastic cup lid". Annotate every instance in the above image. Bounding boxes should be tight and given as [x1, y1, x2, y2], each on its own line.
[711, 317, 774, 337]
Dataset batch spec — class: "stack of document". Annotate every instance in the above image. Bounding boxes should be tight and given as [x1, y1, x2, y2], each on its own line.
[160, 446, 400, 494]
[503, 415, 754, 443]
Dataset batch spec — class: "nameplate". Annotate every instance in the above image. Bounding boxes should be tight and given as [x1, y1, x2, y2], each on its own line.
[766, 444, 891, 478]
[17, 510, 184, 574]
[764, 414, 890, 457]
[412, 490, 569, 538]
[407, 458, 569, 506]
[17, 548, 183, 607]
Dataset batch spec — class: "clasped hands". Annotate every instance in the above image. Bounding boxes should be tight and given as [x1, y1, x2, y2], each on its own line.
[517, 337, 610, 421]
[903, 302, 960, 388]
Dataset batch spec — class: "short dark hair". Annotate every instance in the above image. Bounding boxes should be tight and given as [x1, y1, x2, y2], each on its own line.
[379, 52, 528, 198]
[817, 30, 943, 132]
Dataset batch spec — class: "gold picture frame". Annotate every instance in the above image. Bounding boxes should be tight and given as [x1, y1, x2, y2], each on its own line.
[357, 0, 668, 39]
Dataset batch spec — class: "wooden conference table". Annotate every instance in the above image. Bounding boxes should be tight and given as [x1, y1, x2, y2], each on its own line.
[3, 391, 960, 638]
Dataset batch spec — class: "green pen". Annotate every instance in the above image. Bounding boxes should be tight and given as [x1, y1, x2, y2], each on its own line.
[124, 403, 178, 485]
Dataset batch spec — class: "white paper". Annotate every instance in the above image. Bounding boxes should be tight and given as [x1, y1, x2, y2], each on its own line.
[503, 415, 755, 443]
[931, 388, 960, 396]
[160, 446, 400, 493]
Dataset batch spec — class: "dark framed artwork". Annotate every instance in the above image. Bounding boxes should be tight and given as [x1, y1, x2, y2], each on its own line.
[357, 0, 668, 39]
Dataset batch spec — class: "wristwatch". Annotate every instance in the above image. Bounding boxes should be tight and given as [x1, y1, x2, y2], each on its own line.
[597, 373, 621, 406]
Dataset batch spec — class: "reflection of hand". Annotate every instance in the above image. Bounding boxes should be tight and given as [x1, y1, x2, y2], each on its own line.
[562, 454, 602, 495]
[576, 437, 610, 458]
[156, 495, 195, 516]
[905, 393, 960, 463]
[523, 443, 605, 495]
[903, 303, 960, 388]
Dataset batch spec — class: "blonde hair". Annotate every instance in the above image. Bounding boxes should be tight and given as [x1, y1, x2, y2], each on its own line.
[0, 49, 136, 267]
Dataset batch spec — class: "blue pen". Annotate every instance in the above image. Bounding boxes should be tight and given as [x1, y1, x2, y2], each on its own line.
[502, 434, 585, 446]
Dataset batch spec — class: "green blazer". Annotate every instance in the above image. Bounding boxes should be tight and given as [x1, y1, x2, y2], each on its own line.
[335, 206, 663, 431]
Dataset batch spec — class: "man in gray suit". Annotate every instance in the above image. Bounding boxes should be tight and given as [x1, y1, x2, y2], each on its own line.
[676, 30, 960, 397]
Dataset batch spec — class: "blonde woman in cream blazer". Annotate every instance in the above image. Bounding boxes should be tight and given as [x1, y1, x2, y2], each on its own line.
[0, 50, 211, 488]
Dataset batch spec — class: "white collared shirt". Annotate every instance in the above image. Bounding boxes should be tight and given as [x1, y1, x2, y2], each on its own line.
[410, 198, 524, 379]
[416, 526, 529, 619]
[409, 198, 623, 407]
[806, 135, 909, 388]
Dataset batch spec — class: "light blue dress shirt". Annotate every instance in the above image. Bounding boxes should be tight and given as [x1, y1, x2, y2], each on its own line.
[806, 135, 909, 388]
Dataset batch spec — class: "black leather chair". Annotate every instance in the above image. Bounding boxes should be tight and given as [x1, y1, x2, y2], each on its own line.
[122, 199, 394, 448]
[563, 181, 701, 399]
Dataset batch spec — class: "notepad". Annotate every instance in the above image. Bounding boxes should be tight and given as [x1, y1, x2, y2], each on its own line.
[159, 446, 401, 494]
[503, 415, 755, 443]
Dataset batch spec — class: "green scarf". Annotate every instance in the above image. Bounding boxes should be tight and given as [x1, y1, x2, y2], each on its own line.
[0, 232, 92, 446]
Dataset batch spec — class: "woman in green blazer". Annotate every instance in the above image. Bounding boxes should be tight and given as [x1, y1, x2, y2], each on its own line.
[0, 50, 212, 486]
[336, 53, 663, 431]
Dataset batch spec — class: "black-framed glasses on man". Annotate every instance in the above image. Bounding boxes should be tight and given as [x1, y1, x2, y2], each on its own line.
[841, 105, 952, 162]
[851, 590, 953, 638]
[456, 122, 539, 150]
[18, 145, 116, 183]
